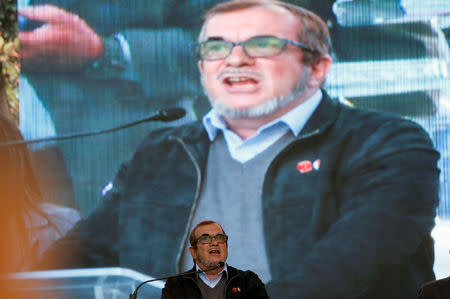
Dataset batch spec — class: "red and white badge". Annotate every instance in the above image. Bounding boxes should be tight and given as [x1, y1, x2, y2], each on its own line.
[297, 159, 321, 173]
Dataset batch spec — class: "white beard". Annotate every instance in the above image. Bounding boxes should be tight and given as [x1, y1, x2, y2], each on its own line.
[204, 67, 311, 118]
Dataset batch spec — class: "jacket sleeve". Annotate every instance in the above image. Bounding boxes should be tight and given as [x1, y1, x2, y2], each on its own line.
[267, 119, 440, 298]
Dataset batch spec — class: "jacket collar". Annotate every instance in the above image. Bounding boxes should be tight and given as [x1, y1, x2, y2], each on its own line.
[297, 89, 341, 137]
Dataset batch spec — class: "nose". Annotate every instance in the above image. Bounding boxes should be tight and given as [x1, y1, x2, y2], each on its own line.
[225, 44, 254, 67]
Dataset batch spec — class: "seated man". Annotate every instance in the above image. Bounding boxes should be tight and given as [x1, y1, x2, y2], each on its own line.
[40, 1, 440, 298]
[162, 220, 268, 298]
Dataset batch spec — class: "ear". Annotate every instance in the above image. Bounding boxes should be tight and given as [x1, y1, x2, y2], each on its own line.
[307, 55, 332, 89]
[198, 60, 204, 76]
[189, 246, 197, 260]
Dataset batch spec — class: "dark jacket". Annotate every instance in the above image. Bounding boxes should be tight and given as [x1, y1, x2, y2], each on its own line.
[41, 92, 440, 298]
[417, 276, 450, 299]
[161, 265, 269, 298]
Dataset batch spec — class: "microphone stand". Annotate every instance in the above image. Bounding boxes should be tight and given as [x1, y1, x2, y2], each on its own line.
[129, 262, 224, 299]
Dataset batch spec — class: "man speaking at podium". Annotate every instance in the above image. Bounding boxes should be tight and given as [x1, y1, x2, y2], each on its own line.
[162, 221, 268, 298]
[41, 1, 440, 298]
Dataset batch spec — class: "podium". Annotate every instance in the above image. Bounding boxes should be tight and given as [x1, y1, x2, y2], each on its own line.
[8, 267, 163, 298]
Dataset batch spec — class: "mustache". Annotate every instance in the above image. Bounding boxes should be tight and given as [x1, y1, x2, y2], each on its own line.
[217, 69, 263, 81]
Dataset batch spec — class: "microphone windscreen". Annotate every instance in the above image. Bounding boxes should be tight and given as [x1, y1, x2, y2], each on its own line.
[159, 108, 186, 122]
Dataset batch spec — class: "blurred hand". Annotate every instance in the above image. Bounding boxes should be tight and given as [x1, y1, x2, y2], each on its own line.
[19, 5, 103, 72]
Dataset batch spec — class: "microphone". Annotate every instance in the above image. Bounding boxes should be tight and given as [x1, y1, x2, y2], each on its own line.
[152, 107, 186, 121]
[129, 262, 225, 299]
[0, 107, 186, 147]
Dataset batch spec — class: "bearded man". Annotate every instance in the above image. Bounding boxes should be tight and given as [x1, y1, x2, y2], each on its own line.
[162, 221, 268, 298]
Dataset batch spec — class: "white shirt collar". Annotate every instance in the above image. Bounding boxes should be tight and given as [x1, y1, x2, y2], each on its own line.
[195, 263, 228, 277]
[202, 89, 322, 141]
[195, 263, 228, 288]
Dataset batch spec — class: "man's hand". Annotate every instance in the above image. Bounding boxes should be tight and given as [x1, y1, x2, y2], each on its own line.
[19, 5, 103, 72]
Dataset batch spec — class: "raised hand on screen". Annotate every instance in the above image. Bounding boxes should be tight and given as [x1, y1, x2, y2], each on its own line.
[19, 5, 103, 72]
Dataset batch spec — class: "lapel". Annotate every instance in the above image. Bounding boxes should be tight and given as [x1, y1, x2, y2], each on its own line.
[299, 89, 342, 137]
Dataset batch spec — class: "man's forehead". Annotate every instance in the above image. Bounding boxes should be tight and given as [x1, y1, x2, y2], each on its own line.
[204, 5, 300, 40]
[195, 223, 223, 235]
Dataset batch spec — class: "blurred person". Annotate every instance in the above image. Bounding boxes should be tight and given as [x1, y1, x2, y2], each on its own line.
[162, 220, 269, 298]
[0, 114, 80, 272]
[39, 1, 440, 298]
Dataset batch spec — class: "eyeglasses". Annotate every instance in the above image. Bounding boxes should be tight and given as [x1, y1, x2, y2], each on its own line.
[196, 35, 314, 61]
[196, 233, 228, 245]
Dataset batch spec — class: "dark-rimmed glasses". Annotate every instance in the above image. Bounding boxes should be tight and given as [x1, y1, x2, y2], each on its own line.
[196, 233, 228, 245]
[196, 35, 314, 61]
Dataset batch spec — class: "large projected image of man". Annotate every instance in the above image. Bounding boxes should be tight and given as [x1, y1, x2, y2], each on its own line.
[39, 1, 440, 298]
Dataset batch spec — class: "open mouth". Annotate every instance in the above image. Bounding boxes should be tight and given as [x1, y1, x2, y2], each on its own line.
[208, 249, 221, 255]
[224, 76, 259, 86]
[219, 71, 262, 92]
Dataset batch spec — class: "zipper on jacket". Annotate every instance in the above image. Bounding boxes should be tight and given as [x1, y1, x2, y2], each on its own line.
[168, 135, 203, 273]
[224, 274, 239, 298]
[260, 127, 322, 277]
